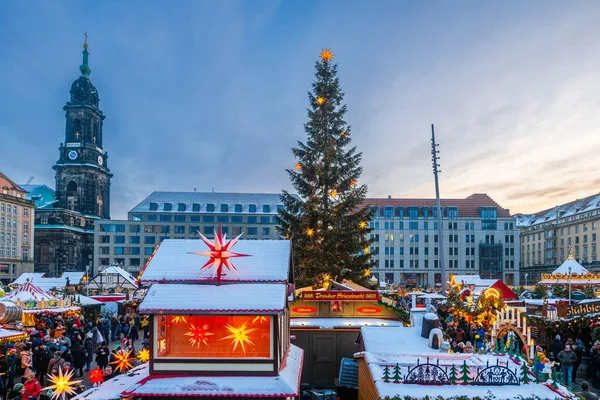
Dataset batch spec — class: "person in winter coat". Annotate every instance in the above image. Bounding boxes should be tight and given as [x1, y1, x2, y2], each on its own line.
[557, 344, 578, 387]
[577, 381, 599, 400]
[70, 343, 85, 378]
[33, 345, 50, 385]
[551, 335, 564, 361]
[83, 334, 94, 372]
[19, 346, 33, 383]
[463, 341, 475, 354]
[95, 342, 109, 371]
[6, 383, 24, 400]
[110, 316, 118, 342]
[128, 322, 139, 342]
[47, 352, 63, 375]
[23, 371, 41, 400]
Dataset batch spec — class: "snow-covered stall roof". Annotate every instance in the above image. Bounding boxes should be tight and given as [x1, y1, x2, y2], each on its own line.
[12, 272, 84, 292]
[357, 326, 573, 399]
[85, 266, 138, 290]
[72, 295, 102, 306]
[122, 344, 303, 398]
[73, 363, 150, 400]
[0, 327, 27, 341]
[291, 318, 404, 329]
[552, 256, 589, 276]
[3, 281, 57, 302]
[140, 239, 291, 284]
[139, 283, 288, 314]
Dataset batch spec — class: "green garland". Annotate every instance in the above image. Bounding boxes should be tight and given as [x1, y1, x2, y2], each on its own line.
[527, 313, 600, 333]
[377, 299, 410, 325]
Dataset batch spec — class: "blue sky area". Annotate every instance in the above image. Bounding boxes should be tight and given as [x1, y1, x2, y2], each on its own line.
[1, 1, 599, 218]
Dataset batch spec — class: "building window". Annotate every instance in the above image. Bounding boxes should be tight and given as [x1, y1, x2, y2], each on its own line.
[189, 226, 199, 234]
[163, 203, 172, 211]
[159, 215, 172, 222]
[249, 204, 257, 213]
[263, 205, 271, 213]
[129, 236, 140, 244]
[203, 215, 214, 222]
[260, 216, 270, 224]
[23, 208, 28, 217]
[160, 226, 170, 234]
[23, 221, 28, 231]
[221, 204, 229, 212]
[192, 203, 200, 212]
[262, 227, 270, 236]
[178, 203, 186, 212]
[217, 216, 229, 223]
[22, 248, 28, 261]
[232, 216, 243, 223]
[129, 225, 140, 233]
[115, 236, 125, 244]
[408, 207, 419, 220]
[175, 226, 185, 234]
[23, 234, 28, 245]
[207, 204, 215, 212]
[247, 227, 258, 235]
[235, 204, 242, 212]
[145, 247, 154, 255]
[174, 215, 186, 222]
[149, 202, 158, 211]
[203, 226, 214, 235]
[190, 216, 200, 222]
[447, 207, 458, 220]
[147, 215, 157, 221]
[248, 216, 257, 224]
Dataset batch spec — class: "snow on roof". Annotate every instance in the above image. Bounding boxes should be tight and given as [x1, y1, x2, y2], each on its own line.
[551, 256, 589, 276]
[3, 281, 57, 302]
[122, 344, 303, 397]
[139, 283, 287, 314]
[291, 318, 404, 329]
[516, 192, 600, 228]
[361, 326, 435, 354]
[22, 306, 80, 314]
[12, 272, 84, 292]
[451, 275, 496, 287]
[73, 363, 150, 400]
[140, 239, 290, 284]
[0, 327, 27, 340]
[86, 266, 138, 289]
[73, 295, 102, 306]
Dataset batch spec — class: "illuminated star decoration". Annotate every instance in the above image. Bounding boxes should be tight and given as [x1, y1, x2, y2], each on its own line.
[364, 247, 370, 254]
[220, 322, 258, 354]
[320, 48, 334, 62]
[294, 163, 302, 170]
[110, 349, 135, 373]
[359, 221, 367, 229]
[252, 316, 268, 324]
[306, 228, 314, 237]
[44, 367, 82, 400]
[140, 317, 149, 328]
[330, 190, 338, 198]
[364, 269, 371, 277]
[185, 323, 215, 348]
[316, 96, 326, 105]
[172, 316, 187, 324]
[188, 225, 250, 285]
[341, 130, 347, 136]
[87, 367, 104, 385]
[137, 348, 150, 363]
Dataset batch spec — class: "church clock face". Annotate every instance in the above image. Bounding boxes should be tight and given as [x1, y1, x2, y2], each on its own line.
[97, 155, 104, 166]
[68, 150, 78, 160]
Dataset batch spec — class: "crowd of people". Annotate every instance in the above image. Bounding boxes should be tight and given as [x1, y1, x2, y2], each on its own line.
[441, 315, 487, 354]
[0, 311, 147, 400]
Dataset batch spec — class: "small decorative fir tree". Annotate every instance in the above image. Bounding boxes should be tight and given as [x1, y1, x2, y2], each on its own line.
[459, 361, 470, 384]
[533, 285, 548, 299]
[278, 49, 375, 288]
[382, 364, 391, 383]
[520, 363, 532, 384]
[392, 363, 402, 383]
[449, 364, 459, 384]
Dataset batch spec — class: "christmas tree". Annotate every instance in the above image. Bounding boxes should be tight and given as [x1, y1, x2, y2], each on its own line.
[392, 363, 402, 383]
[520, 363, 532, 384]
[277, 49, 375, 288]
[449, 363, 459, 384]
[459, 360, 470, 384]
[382, 365, 391, 383]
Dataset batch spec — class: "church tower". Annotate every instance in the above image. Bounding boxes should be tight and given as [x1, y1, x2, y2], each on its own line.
[53, 37, 112, 219]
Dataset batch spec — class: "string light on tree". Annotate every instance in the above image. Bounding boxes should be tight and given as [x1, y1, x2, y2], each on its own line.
[44, 368, 82, 400]
[306, 228, 314, 237]
[294, 163, 302, 170]
[316, 96, 326, 105]
[330, 190, 338, 198]
[340, 130, 347, 136]
[349, 179, 356, 186]
[364, 247, 370, 254]
[364, 269, 371, 277]
[359, 221, 367, 229]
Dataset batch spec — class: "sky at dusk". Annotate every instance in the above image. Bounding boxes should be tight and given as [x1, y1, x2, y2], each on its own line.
[1, 1, 599, 219]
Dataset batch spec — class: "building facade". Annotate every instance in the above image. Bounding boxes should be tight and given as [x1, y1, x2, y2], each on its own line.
[517, 192, 600, 284]
[365, 194, 520, 287]
[0, 171, 35, 284]
[31, 40, 112, 275]
[93, 192, 283, 274]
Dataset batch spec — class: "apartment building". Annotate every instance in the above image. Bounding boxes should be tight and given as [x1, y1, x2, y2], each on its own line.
[0, 171, 35, 284]
[93, 192, 284, 274]
[365, 193, 519, 287]
[517, 192, 600, 284]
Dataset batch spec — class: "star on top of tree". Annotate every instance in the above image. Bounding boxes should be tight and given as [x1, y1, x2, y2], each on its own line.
[320, 48, 334, 62]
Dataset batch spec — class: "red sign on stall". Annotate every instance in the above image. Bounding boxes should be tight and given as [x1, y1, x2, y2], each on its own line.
[356, 307, 382, 314]
[301, 291, 379, 301]
[292, 307, 317, 314]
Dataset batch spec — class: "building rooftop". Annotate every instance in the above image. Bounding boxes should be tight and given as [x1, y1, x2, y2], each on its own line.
[0, 171, 26, 193]
[364, 193, 512, 218]
[21, 185, 56, 208]
[516, 192, 600, 227]
[129, 191, 284, 214]
[12, 272, 85, 291]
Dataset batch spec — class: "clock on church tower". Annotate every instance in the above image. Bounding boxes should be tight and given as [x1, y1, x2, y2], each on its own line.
[53, 36, 113, 219]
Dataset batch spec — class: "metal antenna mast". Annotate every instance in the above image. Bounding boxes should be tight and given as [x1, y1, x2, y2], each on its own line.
[431, 124, 446, 292]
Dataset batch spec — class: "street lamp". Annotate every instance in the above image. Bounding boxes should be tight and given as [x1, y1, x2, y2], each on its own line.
[525, 273, 528, 287]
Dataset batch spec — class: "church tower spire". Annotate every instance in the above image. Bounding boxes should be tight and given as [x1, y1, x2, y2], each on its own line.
[52, 35, 112, 219]
[79, 32, 91, 78]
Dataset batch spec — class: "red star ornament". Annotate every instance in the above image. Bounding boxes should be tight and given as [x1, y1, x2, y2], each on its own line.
[188, 225, 249, 285]
[87, 367, 105, 385]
